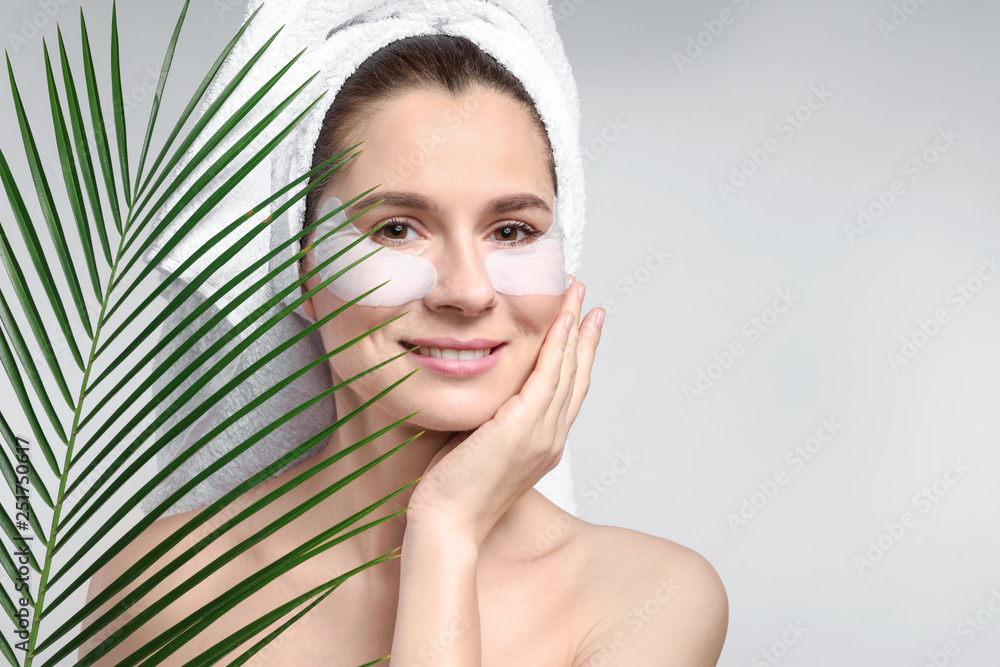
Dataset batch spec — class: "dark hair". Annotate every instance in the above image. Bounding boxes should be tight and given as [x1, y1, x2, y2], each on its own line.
[301, 33, 557, 252]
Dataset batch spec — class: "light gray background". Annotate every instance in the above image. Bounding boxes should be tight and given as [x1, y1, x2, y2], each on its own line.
[1, 1, 998, 665]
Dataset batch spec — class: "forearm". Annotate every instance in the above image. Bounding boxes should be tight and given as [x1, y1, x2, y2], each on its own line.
[389, 519, 482, 666]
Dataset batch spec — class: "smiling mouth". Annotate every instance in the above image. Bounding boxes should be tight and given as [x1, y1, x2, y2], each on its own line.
[399, 342, 500, 360]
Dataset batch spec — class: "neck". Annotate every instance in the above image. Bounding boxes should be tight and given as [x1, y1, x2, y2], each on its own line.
[280, 390, 564, 568]
[294, 396, 441, 559]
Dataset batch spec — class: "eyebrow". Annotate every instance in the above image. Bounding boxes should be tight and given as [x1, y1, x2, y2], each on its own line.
[345, 191, 552, 218]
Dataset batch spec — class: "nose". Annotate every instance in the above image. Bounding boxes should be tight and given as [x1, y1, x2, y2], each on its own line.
[422, 237, 497, 316]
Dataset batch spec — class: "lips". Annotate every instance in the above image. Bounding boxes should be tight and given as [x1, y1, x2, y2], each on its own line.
[400, 337, 504, 351]
[399, 337, 506, 377]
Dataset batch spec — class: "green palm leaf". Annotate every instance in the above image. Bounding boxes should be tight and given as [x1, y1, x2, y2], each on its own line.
[56, 24, 112, 270]
[5, 52, 94, 341]
[0, 3, 417, 665]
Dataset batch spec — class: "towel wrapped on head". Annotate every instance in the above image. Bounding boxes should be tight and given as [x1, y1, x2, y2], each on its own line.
[140, 0, 587, 518]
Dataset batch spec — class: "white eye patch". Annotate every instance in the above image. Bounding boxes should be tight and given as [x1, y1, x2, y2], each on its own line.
[309, 197, 568, 307]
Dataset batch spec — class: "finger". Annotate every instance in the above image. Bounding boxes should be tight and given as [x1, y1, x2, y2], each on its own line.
[543, 280, 583, 413]
[516, 281, 584, 437]
[423, 436, 461, 475]
[565, 306, 604, 424]
[518, 295, 575, 411]
[552, 282, 585, 424]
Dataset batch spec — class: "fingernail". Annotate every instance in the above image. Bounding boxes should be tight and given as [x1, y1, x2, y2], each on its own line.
[577, 283, 586, 302]
[596, 310, 606, 331]
[564, 313, 574, 332]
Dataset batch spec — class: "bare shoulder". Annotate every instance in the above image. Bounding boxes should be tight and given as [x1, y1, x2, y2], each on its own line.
[80, 507, 211, 664]
[568, 521, 728, 667]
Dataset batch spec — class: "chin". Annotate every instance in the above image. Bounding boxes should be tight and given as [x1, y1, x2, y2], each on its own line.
[396, 389, 507, 433]
[409, 412, 489, 433]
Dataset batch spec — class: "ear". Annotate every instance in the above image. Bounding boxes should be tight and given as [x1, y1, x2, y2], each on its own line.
[299, 255, 317, 321]
[301, 288, 317, 321]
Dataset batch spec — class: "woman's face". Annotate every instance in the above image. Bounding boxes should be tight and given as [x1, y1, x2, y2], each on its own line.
[300, 86, 567, 432]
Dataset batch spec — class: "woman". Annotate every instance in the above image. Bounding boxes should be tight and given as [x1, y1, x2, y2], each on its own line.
[84, 28, 726, 667]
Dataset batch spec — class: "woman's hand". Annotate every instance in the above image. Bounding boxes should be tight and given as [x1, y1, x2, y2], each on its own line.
[407, 278, 605, 548]
[392, 280, 602, 665]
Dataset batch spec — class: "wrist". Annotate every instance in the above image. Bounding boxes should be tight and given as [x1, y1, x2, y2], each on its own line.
[404, 505, 485, 552]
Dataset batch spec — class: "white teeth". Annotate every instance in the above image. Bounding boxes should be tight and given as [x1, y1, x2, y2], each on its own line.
[416, 346, 492, 360]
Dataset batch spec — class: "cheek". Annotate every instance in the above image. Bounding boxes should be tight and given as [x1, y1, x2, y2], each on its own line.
[312, 290, 385, 359]
[508, 294, 563, 339]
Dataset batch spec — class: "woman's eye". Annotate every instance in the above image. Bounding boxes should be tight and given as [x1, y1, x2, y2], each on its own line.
[494, 225, 524, 242]
[372, 218, 414, 245]
[493, 222, 540, 246]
